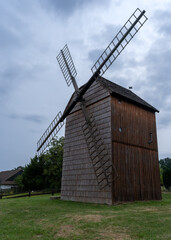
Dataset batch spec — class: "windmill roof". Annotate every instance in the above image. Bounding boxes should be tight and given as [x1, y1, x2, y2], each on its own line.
[0, 169, 23, 185]
[63, 76, 158, 118]
[98, 76, 159, 112]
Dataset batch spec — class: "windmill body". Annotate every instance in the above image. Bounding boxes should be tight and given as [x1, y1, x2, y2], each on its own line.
[37, 9, 161, 204]
[61, 77, 161, 204]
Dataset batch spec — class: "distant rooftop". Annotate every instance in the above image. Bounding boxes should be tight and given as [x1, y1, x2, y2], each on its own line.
[0, 169, 23, 185]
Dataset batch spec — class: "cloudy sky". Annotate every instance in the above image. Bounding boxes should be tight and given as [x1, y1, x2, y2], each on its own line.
[0, 0, 171, 171]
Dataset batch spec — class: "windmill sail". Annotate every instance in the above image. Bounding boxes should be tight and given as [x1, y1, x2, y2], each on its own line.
[57, 44, 77, 87]
[37, 8, 147, 157]
[91, 8, 147, 76]
[37, 111, 64, 155]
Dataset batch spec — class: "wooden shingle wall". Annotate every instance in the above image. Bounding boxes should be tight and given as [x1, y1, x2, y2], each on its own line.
[61, 80, 112, 204]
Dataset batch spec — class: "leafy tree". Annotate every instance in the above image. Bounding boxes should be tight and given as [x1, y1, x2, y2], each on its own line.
[159, 158, 171, 170]
[14, 175, 24, 190]
[163, 168, 171, 190]
[22, 137, 64, 191]
[44, 137, 64, 189]
[22, 155, 48, 190]
[159, 165, 163, 185]
[159, 158, 171, 190]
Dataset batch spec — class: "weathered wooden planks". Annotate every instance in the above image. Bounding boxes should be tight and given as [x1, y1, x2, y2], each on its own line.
[61, 81, 112, 204]
[112, 142, 161, 201]
[61, 79, 161, 204]
[111, 97, 161, 202]
[111, 97, 158, 150]
[70, 80, 110, 114]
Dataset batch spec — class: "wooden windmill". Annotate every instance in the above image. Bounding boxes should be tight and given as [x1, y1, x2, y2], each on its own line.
[37, 9, 161, 204]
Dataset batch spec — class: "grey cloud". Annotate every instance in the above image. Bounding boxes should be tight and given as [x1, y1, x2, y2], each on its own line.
[0, 62, 46, 102]
[88, 49, 103, 64]
[92, 24, 121, 44]
[158, 112, 171, 128]
[153, 9, 171, 22]
[136, 42, 171, 127]
[160, 23, 171, 35]
[0, 66, 26, 101]
[8, 113, 46, 124]
[40, 0, 109, 16]
[2, 65, 21, 81]
[0, 88, 7, 95]
[0, 26, 20, 50]
[152, 9, 171, 35]
[0, 1, 31, 50]
[145, 45, 171, 94]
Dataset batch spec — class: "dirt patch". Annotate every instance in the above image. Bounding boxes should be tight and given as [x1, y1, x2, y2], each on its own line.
[139, 207, 160, 212]
[33, 235, 43, 239]
[67, 213, 119, 223]
[99, 232, 130, 240]
[55, 225, 82, 238]
[37, 218, 49, 226]
[69, 214, 103, 222]
[55, 225, 74, 237]
[105, 215, 119, 219]
[98, 226, 131, 240]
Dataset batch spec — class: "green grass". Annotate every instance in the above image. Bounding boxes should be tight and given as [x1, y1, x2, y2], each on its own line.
[0, 193, 170, 240]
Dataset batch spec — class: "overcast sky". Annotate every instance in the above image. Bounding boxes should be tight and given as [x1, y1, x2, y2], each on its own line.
[0, 0, 171, 171]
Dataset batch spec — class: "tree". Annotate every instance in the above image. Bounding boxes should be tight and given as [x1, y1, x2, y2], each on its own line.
[22, 155, 48, 190]
[22, 137, 64, 190]
[14, 175, 24, 190]
[159, 158, 171, 190]
[44, 137, 64, 189]
[159, 165, 163, 186]
[163, 168, 171, 190]
[159, 158, 171, 170]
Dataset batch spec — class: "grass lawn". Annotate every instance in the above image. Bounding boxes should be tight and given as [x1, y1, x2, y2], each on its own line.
[0, 193, 170, 240]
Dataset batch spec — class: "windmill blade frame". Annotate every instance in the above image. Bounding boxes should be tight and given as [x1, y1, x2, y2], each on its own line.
[37, 8, 147, 157]
[37, 111, 64, 155]
[91, 8, 147, 76]
[56, 44, 77, 87]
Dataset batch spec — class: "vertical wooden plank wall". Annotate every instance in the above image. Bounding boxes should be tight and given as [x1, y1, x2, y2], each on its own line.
[61, 81, 113, 204]
[111, 97, 161, 202]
